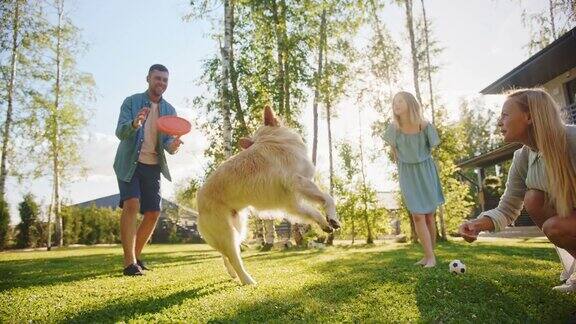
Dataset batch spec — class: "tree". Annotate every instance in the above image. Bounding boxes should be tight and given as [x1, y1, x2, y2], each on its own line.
[312, 0, 364, 167]
[175, 177, 201, 211]
[0, 0, 44, 197]
[457, 97, 504, 215]
[0, 0, 22, 197]
[458, 97, 502, 159]
[520, 0, 576, 54]
[356, 107, 374, 243]
[220, 0, 234, 158]
[366, 0, 401, 110]
[413, 0, 449, 238]
[224, 0, 248, 136]
[335, 142, 359, 243]
[23, 0, 94, 247]
[335, 141, 389, 244]
[16, 193, 40, 248]
[402, 0, 422, 105]
[432, 108, 474, 234]
[311, 8, 326, 166]
[316, 0, 364, 245]
[363, 1, 405, 241]
[270, 0, 288, 117]
[186, 0, 312, 170]
[419, 0, 435, 123]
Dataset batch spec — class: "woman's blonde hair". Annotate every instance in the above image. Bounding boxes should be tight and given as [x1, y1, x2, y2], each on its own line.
[507, 88, 576, 217]
[392, 91, 424, 127]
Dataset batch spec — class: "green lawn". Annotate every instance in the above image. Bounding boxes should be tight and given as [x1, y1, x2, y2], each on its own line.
[1, 239, 575, 323]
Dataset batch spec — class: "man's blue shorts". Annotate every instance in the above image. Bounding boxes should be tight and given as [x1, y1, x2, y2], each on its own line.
[118, 162, 162, 214]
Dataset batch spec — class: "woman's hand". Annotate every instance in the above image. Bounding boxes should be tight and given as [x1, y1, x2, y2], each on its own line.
[458, 217, 495, 243]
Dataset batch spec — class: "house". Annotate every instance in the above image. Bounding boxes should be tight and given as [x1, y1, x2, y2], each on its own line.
[71, 194, 201, 243]
[458, 26, 576, 226]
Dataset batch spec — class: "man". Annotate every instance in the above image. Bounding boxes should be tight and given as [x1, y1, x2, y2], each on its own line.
[113, 64, 182, 276]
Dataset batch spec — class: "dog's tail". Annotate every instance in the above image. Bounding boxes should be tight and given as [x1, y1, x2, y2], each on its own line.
[197, 195, 247, 251]
[232, 209, 249, 243]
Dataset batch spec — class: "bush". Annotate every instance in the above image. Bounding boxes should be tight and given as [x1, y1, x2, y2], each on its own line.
[16, 194, 42, 248]
[61, 205, 121, 245]
[0, 195, 10, 250]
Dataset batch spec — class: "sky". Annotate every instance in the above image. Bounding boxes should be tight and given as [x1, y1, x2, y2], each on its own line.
[5, 0, 547, 224]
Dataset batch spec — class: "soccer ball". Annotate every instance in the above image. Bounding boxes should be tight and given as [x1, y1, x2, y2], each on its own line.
[449, 260, 466, 274]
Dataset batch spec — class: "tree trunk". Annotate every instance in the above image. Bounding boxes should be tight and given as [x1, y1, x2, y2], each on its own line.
[312, 9, 327, 166]
[284, 53, 291, 122]
[404, 0, 421, 243]
[408, 211, 417, 243]
[549, 0, 557, 39]
[420, 0, 445, 240]
[0, 0, 20, 197]
[280, 0, 291, 122]
[358, 108, 373, 244]
[325, 107, 335, 246]
[53, 156, 62, 246]
[327, 104, 334, 199]
[325, 44, 335, 246]
[351, 216, 355, 245]
[368, 0, 397, 107]
[439, 205, 446, 239]
[52, 0, 64, 247]
[47, 200, 53, 250]
[220, 0, 233, 157]
[420, 0, 435, 124]
[404, 0, 422, 105]
[284, 56, 291, 122]
[271, 0, 285, 116]
[227, 0, 248, 137]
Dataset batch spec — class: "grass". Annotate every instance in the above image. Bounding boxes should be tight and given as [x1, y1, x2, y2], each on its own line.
[1, 238, 575, 323]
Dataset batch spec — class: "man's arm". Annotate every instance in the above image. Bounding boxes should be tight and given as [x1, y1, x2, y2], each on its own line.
[115, 97, 137, 140]
[162, 106, 182, 154]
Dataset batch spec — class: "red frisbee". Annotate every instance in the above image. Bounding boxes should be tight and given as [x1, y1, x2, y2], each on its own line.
[157, 116, 192, 136]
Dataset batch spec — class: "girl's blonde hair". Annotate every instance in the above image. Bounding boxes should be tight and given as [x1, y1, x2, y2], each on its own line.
[507, 88, 576, 217]
[392, 91, 424, 127]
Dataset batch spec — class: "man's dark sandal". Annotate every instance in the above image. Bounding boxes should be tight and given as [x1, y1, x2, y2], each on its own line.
[123, 263, 144, 276]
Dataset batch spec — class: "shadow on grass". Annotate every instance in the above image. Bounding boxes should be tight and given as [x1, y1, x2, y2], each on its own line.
[242, 248, 325, 262]
[211, 242, 575, 322]
[0, 249, 220, 292]
[63, 279, 233, 323]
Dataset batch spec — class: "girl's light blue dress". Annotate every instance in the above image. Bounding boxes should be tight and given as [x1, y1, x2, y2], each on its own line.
[384, 123, 445, 214]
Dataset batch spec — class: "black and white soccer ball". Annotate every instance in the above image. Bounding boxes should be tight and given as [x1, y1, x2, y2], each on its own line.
[449, 260, 466, 274]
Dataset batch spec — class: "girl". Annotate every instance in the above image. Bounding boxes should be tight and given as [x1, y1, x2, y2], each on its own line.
[459, 88, 576, 291]
[384, 91, 445, 268]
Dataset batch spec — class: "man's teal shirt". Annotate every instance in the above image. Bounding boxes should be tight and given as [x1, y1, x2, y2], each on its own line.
[113, 91, 177, 182]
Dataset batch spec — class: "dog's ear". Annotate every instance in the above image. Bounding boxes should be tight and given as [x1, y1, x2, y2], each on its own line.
[264, 105, 279, 127]
[238, 137, 254, 150]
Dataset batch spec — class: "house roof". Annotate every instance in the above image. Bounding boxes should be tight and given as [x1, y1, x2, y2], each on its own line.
[457, 143, 522, 169]
[481, 27, 576, 94]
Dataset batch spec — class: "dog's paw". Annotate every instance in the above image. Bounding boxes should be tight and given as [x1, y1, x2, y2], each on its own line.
[328, 218, 341, 230]
[321, 226, 334, 234]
